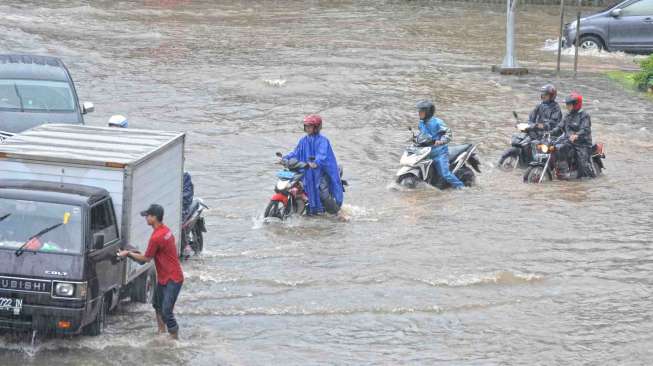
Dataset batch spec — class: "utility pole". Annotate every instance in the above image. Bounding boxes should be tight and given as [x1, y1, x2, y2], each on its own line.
[493, 0, 528, 75]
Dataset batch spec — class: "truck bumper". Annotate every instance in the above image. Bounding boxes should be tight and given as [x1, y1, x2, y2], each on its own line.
[0, 304, 85, 334]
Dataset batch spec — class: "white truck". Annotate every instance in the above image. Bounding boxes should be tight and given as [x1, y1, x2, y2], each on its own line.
[0, 124, 184, 335]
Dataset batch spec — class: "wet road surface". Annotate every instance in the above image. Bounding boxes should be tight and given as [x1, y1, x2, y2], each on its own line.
[1, 1, 652, 365]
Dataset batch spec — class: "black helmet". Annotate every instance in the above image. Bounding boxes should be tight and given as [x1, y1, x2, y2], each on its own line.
[540, 84, 557, 101]
[416, 100, 435, 121]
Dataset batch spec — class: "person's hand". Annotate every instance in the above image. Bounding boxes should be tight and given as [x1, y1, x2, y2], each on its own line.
[536, 123, 544, 129]
[117, 250, 130, 258]
[434, 140, 445, 146]
[570, 134, 578, 142]
[308, 162, 318, 169]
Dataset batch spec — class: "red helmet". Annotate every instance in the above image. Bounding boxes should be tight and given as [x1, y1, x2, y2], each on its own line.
[303, 114, 322, 130]
[565, 92, 583, 111]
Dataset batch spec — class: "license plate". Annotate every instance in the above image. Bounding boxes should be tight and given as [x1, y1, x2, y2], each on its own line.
[0, 297, 22, 315]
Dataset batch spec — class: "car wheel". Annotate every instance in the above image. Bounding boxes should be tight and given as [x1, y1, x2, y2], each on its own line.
[579, 35, 605, 51]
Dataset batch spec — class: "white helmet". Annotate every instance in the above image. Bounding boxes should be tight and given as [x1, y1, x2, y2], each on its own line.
[108, 115, 128, 128]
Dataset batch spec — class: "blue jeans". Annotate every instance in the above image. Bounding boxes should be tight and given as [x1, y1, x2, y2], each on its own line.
[153, 280, 182, 333]
[432, 149, 464, 189]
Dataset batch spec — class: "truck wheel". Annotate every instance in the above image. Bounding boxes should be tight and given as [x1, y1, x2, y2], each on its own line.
[132, 268, 155, 303]
[84, 296, 107, 336]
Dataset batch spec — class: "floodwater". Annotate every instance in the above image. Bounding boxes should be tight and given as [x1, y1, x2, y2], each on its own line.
[1, 1, 652, 365]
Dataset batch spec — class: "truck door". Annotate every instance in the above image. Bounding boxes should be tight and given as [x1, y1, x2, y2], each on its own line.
[609, 0, 653, 51]
[87, 199, 123, 304]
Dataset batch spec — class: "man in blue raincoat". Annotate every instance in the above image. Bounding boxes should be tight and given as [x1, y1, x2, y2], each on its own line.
[283, 115, 344, 217]
[416, 100, 464, 189]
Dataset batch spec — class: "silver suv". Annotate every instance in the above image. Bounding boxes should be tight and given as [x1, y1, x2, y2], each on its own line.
[563, 0, 653, 53]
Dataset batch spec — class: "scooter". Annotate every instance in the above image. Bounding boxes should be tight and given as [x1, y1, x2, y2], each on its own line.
[498, 112, 546, 171]
[523, 133, 606, 183]
[396, 127, 481, 189]
[181, 198, 208, 258]
[264, 153, 309, 220]
[264, 153, 347, 220]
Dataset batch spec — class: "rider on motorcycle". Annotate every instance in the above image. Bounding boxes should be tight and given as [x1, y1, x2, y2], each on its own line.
[551, 92, 595, 179]
[416, 100, 464, 189]
[283, 115, 345, 217]
[527, 84, 562, 138]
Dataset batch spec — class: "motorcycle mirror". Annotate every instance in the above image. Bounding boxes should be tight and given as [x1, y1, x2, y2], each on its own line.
[408, 126, 413, 131]
[512, 111, 520, 121]
[275, 152, 283, 158]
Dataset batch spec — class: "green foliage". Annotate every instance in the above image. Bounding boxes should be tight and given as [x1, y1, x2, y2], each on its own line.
[633, 54, 653, 92]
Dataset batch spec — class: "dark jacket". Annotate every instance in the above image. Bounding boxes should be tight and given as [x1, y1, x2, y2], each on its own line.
[528, 101, 562, 137]
[552, 109, 592, 146]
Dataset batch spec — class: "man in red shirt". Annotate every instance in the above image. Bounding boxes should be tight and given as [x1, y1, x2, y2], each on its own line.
[118, 204, 184, 339]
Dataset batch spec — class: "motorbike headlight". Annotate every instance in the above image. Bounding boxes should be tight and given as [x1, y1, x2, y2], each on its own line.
[538, 144, 549, 153]
[54, 282, 75, 297]
[276, 180, 290, 191]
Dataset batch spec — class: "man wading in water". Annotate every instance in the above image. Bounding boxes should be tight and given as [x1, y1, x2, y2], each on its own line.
[118, 204, 184, 339]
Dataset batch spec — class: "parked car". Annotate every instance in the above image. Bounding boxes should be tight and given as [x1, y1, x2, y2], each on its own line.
[563, 0, 653, 53]
[0, 54, 94, 134]
[0, 124, 185, 336]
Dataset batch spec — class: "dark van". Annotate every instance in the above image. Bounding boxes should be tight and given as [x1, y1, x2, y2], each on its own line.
[0, 54, 94, 134]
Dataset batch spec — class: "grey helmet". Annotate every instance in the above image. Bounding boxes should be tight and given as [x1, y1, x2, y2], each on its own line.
[539, 84, 557, 101]
[416, 100, 435, 121]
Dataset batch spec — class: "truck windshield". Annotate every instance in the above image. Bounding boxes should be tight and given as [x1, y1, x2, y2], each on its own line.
[0, 198, 83, 255]
[0, 79, 75, 112]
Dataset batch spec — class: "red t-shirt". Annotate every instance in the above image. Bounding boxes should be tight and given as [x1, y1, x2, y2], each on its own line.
[144, 224, 184, 285]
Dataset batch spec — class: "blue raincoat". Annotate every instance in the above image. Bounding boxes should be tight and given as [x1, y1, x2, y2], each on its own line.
[284, 133, 343, 214]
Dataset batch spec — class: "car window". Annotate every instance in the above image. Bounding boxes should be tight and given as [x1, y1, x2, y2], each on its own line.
[622, 0, 653, 16]
[0, 79, 75, 112]
[90, 200, 118, 246]
[0, 83, 21, 109]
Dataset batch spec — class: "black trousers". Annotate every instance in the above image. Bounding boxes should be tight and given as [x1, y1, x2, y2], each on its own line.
[319, 173, 341, 214]
[558, 142, 595, 178]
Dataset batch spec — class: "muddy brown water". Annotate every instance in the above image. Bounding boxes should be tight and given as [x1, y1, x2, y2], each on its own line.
[1, 1, 652, 365]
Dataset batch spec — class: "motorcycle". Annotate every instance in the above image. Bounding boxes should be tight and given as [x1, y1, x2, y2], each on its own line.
[264, 152, 347, 220]
[498, 112, 548, 171]
[523, 134, 606, 183]
[396, 128, 481, 189]
[181, 198, 208, 258]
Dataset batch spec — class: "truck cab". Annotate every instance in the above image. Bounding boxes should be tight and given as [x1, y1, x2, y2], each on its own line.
[0, 180, 135, 335]
[0, 124, 184, 336]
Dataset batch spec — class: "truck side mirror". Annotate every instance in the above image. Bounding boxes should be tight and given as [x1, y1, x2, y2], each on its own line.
[82, 102, 95, 114]
[610, 8, 622, 17]
[93, 233, 105, 250]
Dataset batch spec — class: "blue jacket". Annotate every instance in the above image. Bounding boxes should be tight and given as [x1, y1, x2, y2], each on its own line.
[284, 133, 343, 214]
[418, 116, 453, 155]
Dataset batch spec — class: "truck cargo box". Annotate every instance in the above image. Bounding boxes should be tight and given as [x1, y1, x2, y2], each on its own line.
[0, 124, 185, 284]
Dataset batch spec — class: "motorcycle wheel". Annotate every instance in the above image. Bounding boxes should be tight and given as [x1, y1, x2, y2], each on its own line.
[524, 166, 550, 184]
[398, 175, 417, 189]
[264, 200, 286, 219]
[498, 148, 520, 171]
[192, 226, 204, 254]
[456, 166, 475, 187]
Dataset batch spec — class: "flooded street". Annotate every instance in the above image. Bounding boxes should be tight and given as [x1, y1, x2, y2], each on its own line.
[1, 1, 652, 365]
